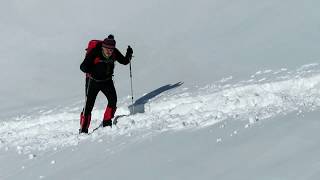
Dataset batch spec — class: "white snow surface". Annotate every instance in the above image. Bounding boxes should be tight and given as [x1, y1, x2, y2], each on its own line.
[1, 64, 320, 179]
[0, 64, 320, 153]
[1, 0, 320, 111]
[2, 0, 320, 179]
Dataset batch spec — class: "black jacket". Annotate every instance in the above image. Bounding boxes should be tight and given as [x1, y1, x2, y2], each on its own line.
[80, 43, 130, 80]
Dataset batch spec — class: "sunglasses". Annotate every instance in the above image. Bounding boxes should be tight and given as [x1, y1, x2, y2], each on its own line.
[103, 46, 114, 51]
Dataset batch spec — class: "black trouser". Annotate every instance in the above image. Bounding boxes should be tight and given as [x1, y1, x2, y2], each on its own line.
[83, 78, 117, 116]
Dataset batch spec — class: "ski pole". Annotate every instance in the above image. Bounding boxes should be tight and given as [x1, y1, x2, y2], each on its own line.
[129, 56, 134, 114]
[83, 75, 91, 115]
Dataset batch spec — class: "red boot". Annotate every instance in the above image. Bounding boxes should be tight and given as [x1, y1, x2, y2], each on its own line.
[79, 112, 91, 133]
[102, 106, 116, 127]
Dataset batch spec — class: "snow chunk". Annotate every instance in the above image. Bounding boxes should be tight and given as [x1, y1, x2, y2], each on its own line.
[28, 154, 36, 160]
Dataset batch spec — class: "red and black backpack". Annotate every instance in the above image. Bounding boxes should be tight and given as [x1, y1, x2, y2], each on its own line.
[84, 40, 102, 78]
[85, 40, 102, 55]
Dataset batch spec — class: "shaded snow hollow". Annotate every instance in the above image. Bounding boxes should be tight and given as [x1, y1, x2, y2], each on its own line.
[0, 63, 320, 154]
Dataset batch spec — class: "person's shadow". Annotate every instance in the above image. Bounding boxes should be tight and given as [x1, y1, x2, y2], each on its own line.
[112, 82, 183, 126]
[128, 82, 183, 115]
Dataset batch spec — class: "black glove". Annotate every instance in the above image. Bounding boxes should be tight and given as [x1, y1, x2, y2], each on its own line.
[126, 46, 133, 59]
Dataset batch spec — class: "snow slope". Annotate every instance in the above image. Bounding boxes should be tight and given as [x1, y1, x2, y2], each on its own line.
[1, 0, 320, 179]
[1, 0, 320, 111]
[1, 64, 320, 179]
[1, 64, 319, 152]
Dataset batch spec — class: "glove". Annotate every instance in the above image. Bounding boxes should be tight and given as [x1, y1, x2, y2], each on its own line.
[126, 46, 133, 59]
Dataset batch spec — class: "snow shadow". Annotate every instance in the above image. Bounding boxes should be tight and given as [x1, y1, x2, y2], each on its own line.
[128, 82, 183, 115]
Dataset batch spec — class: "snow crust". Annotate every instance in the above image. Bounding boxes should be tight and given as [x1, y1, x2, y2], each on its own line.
[1, 64, 319, 154]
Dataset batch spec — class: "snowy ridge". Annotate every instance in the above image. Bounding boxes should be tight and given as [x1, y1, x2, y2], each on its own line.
[0, 64, 320, 153]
